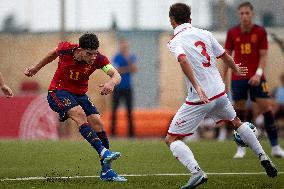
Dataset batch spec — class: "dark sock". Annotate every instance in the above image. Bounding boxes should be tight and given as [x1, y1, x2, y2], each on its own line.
[79, 124, 105, 155]
[100, 159, 111, 172]
[263, 111, 278, 146]
[97, 131, 109, 149]
[97, 131, 111, 171]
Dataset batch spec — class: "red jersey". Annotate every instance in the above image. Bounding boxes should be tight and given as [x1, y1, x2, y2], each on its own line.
[48, 42, 110, 94]
[225, 24, 268, 80]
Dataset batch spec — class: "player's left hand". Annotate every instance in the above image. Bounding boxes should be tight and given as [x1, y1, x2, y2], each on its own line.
[248, 74, 261, 86]
[1, 85, 13, 98]
[99, 81, 115, 95]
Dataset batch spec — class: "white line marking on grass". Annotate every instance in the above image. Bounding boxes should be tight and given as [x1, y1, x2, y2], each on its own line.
[1, 172, 283, 181]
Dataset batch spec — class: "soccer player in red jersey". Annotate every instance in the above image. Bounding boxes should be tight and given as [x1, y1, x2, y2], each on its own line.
[0, 72, 13, 98]
[24, 33, 127, 181]
[224, 2, 284, 158]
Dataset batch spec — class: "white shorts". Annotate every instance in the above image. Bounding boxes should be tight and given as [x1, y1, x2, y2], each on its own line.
[168, 95, 236, 136]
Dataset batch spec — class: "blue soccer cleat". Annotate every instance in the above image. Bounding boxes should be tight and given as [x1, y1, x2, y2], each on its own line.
[102, 150, 121, 164]
[100, 169, 127, 182]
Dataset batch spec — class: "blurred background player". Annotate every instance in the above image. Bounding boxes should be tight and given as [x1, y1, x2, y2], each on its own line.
[166, 3, 277, 189]
[273, 73, 284, 121]
[111, 38, 138, 137]
[24, 33, 127, 182]
[223, 1, 284, 158]
[0, 71, 13, 98]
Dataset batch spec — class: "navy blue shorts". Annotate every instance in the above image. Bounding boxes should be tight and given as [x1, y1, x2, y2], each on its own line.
[47, 90, 99, 122]
[231, 79, 270, 102]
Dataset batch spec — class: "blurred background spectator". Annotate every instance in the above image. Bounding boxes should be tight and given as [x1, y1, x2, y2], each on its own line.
[273, 73, 284, 122]
[111, 38, 138, 137]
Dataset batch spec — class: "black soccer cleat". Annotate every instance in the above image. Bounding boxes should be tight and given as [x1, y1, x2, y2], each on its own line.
[261, 160, 278, 178]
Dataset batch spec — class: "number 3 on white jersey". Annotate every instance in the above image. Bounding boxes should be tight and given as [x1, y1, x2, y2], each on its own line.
[194, 41, 211, 68]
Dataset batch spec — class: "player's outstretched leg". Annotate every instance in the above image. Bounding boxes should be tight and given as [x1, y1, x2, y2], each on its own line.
[79, 124, 121, 163]
[235, 122, 278, 177]
[168, 140, 208, 189]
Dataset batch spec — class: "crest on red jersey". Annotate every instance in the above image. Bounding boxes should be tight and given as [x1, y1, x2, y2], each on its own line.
[63, 98, 71, 106]
[251, 34, 258, 43]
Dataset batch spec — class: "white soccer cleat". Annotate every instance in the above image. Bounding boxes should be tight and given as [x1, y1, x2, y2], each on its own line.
[233, 146, 246, 158]
[180, 171, 208, 189]
[271, 145, 284, 158]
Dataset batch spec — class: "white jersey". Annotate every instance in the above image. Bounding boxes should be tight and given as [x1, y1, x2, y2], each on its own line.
[167, 23, 226, 103]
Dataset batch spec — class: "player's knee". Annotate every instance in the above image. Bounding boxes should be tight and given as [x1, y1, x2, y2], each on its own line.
[165, 135, 173, 146]
[165, 135, 183, 146]
[68, 106, 87, 126]
[87, 114, 104, 132]
[224, 117, 241, 130]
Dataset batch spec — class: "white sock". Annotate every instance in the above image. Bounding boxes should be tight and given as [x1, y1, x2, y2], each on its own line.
[170, 140, 200, 174]
[236, 123, 265, 157]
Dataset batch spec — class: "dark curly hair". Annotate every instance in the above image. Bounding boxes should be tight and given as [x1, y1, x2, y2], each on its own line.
[238, 2, 254, 10]
[79, 33, 99, 50]
[169, 3, 191, 25]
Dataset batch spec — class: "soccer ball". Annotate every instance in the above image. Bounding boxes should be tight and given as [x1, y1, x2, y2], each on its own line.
[233, 122, 259, 147]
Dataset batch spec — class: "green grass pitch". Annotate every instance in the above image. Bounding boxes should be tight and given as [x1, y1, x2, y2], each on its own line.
[0, 139, 283, 189]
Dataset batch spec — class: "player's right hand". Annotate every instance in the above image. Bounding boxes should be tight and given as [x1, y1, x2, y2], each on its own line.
[234, 63, 248, 76]
[24, 66, 38, 77]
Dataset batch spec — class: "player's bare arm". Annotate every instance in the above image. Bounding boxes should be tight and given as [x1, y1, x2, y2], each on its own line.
[221, 52, 248, 76]
[221, 50, 232, 80]
[0, 72, 13, 98]
[99, 66, 121, 95]
[178, 55, 209, 103]
[24, 49, 58, 77]
[248, 49, 267, 86]
[221, 50, 233, 92]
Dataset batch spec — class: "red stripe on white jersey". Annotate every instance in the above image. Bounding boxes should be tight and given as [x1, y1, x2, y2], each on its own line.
[216, 51, 226, 59]
[186, 90, 226, 105]
[177, 54, 186, 61]
[167, 132, 193, 137]
[169, 27, 191, 41]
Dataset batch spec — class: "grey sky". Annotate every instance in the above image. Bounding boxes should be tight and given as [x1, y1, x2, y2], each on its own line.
[0, 0, 212, 32]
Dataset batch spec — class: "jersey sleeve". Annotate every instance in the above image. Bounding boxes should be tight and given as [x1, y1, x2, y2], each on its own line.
[224, 30, 233, 52]
[56, 41, 78, 57]
[259, 28, 268, 50]
[167, 39, 186, 60]
[209, 32, 225, 58]
[97, 54, 110, 69]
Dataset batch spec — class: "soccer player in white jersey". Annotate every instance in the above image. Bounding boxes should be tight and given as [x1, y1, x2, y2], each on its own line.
[165, 3, 277, 189]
